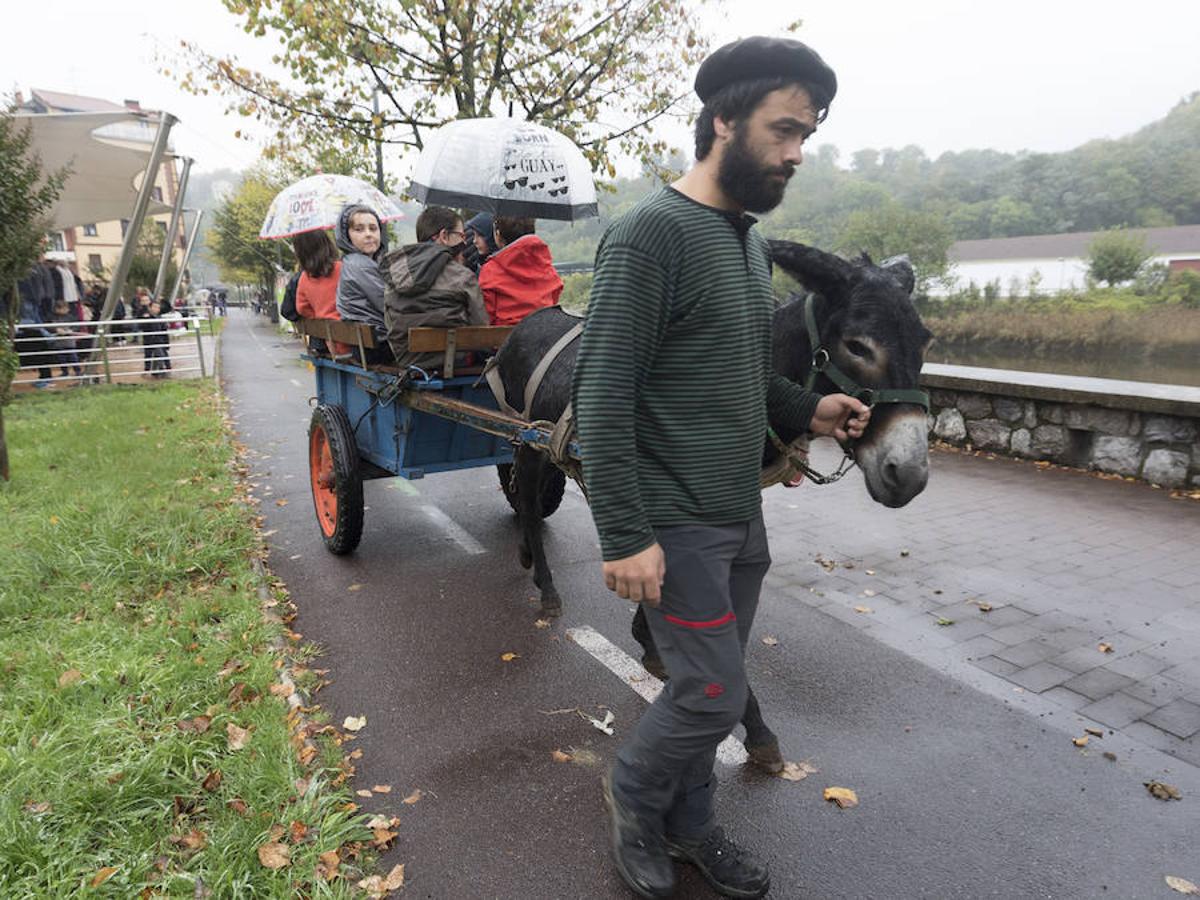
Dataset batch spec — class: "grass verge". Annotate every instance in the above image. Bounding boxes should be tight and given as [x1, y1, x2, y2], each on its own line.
[0, 382, 379, 897]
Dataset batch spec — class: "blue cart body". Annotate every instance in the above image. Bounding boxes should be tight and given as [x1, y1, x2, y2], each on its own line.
[312, 357, 514, 479]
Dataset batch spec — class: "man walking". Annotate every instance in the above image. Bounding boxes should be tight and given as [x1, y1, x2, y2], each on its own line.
[572, 37, 870, 899]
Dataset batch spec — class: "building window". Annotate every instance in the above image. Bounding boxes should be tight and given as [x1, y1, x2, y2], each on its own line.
[88, 254, 103, 274]
[83, 223, 98, 236]
[49, 232, 66, 251]
[152, 187, 163, 202]
[120, 219, 131, 237]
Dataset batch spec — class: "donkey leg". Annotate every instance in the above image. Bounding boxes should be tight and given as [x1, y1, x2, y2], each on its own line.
[631, 605, 668, 680]
[741, 686, 784, 774]
[515, 448, 562, 617]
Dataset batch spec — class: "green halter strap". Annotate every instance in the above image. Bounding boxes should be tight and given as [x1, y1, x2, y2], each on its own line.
[801, 294, 930, 412]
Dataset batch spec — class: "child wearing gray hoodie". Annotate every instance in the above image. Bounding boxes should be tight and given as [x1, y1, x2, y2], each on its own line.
[333, 203, 393, 362]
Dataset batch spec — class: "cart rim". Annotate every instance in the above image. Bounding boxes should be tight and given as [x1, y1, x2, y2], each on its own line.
[309, 423, 338, 537]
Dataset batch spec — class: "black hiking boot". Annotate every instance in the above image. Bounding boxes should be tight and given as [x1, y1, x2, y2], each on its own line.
[666, 825, 770, 899]
[602, 771, 675, 899]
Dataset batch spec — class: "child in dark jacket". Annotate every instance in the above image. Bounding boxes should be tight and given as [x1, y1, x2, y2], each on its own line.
[48, 298, 85, 379]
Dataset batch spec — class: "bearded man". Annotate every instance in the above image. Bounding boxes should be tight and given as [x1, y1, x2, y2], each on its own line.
[572, 37, 871, 899]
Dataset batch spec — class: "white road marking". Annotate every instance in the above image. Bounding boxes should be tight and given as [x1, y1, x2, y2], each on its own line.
[566, 625, 749, 767]
[422, 505, 486, 555]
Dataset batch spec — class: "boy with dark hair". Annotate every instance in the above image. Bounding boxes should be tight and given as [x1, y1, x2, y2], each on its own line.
[573, 37, 869, 900]
[415, 206, 466, 245]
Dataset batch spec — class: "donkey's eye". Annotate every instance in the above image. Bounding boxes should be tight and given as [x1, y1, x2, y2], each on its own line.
[844, 339, 875, 363]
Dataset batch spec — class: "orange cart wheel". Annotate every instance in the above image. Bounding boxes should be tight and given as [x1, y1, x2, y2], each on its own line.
[308, 404, 364, 555]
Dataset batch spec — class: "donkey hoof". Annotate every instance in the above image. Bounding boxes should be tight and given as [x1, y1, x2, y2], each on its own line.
[518, 544, 533, 570]
[641, 653, 668, 681]
[744, 739, 785, 774]
[540, 595, 563, 618]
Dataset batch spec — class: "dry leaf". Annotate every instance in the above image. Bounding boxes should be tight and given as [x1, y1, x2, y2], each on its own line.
[347, 583, 364, 592]
[290, 821, 308, 843]
[865, 569, 876, 576]
[201, 771, 222, 792]
[976, 602, 994, 612]
[227, 798, 249, 815]
[372, 785, 392, 794]
[824, 786, 859, 809]
[366, 814, 392, 829]
[371, 828, 398, 848]
[761, 636, 779, 646]
[22, 801, 51, 815]
[172, 829, 207, 852]
[269, 683, 292, 697]
[1098, 642, 1114, 653]
[862, 589, 876, 598]
[275, 499, 288, 507]
[935, 618, 954, 627]
[343, 716, 366, 732]
[58, 669, 82, 688]
[356, 789, 373, 798]
[1085, 727, 1104, 738]
[257, 842, 290, 869]
[403, 789, 423, 805]
[1146, 781, 1183, 801]
[358, 865, 406, 898]
[1166, 876, 1200, 895]
[383, 865, 405, 891]
[90, 866, 119, 888]
[590, 710, 616, 735]
[226, 723, 251, 750]
[780, 761, 818, 782]
[1072, 736, 1089, 747]
[534, 619, 551, 629]
[318, 850, 341, 882]
[500, 652, 519, 662]
[854, 605, 873, 614]
[552, 749, 573, 763]
[178, 716, 212, 734]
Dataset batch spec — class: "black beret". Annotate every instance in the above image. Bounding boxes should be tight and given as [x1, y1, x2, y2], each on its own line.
[694, 36, 837, 107]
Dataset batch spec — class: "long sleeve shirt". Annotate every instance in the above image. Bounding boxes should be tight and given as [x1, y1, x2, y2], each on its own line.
[571, 187, 820, 561]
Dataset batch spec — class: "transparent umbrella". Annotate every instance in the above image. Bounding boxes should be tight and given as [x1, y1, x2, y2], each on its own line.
[259, 174, 405, 239]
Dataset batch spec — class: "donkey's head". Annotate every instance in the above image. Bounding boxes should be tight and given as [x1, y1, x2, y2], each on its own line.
[769, 240, 932, 508]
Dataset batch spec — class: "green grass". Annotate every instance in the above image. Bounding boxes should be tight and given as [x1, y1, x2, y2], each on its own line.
[0, 382, 372, 897]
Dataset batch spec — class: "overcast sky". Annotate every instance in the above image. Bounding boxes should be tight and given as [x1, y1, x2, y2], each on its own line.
[5, 0, 1199, 178]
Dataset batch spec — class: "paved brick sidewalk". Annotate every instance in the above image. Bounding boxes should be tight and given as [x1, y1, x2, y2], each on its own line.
[761, 441, 1200, 767]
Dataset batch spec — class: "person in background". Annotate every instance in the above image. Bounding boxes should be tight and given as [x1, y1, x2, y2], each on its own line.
[136, 295, 167, 376]
[17, 265, 54, 385]
[478, 217, 563, 326]
[48, 298, 84, 380]
[292, 229, 347, 357]
[462, 211, 500, 273]
[334, 204, 394, 363]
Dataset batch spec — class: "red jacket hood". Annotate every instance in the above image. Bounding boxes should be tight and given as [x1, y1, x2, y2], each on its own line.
[480, 235, 564, 326]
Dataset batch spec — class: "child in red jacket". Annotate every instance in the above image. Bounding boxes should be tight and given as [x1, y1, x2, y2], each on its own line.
[478, 217, 563, 326]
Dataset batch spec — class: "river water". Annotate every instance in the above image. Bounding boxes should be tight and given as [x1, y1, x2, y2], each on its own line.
[927, 346, 1200, 388]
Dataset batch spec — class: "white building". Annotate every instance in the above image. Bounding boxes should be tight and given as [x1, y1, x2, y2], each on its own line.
[938, 225, 1200, 296]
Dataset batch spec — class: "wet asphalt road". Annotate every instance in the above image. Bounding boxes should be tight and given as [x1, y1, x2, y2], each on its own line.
[221, 310, 1199, 899]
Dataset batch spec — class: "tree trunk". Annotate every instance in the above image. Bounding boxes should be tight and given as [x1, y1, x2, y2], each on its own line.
[0, 404, 9, 482]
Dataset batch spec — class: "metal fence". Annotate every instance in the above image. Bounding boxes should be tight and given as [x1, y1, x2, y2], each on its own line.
[12, 317, 217, 389]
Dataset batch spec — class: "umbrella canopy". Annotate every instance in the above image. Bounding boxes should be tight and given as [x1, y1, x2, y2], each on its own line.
[259, 174, 405, 240]
[409, 119, 598, 221]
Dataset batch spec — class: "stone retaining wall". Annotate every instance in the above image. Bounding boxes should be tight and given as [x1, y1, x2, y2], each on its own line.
[920, 364, 1200, 489]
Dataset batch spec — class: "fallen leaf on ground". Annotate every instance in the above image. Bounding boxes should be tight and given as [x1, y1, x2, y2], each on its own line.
[318, 850, 341, 881]
[1085, 727, 1104, 738]
[269, 683, 292, 697]
[201, 771, 222, 792]
[403, 789, 423, 805]
[257, 842, 290, 869]
[372, 827, 398, 848]
[865, 569, 876, 576]
[935, 618, 954, 627]
[90, 867, 119, 888]
[1166, 876, 1200, 895]
[1098, 642, 1114, 653]
[356, 789, 373, 798]
[591, 710, 616, 735]
[823, 787, 859, 809]
[275, 499, 288, 507]
[227, 798, 249, 815]
[343, 716, 366, 732]
[780, 761, 818, 782]
[1072, 736, 1089, 747]
[761, 636, 779, 646]
[862, 589, 876, 598]
[58, 669, 82, 688]
[854, 606, 873, 614]
[535, 619, 551, 629]
[1146, 781, 1183, 801]
[22, 801, 51, 815]
[975, 602, 994, 612]
[358, 865, 406, 898]
[501, 652, 519, 662]
[226, 723, 252, 750]
[173, 829, 207, 852]
[372, 785, 392, 794]
[367, 815, 392, 829]
[290, 821, 308, 842]
[347, 583, 364, 592]
[552, 749, 573, 763]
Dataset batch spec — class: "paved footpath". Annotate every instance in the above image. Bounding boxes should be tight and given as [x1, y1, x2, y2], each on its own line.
[221, 310, 1200, 898]
[764, 439, 1200, 767]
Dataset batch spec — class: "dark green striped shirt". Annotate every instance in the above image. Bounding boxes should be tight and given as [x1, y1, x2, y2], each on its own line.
[572, 187, 819, 561]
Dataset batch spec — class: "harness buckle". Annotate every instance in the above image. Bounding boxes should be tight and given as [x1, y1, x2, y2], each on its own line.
[857, 387, 875, 408]
[812, 348, 830, 371]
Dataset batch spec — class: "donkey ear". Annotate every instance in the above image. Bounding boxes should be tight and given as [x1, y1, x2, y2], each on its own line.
[879, 254, 916, 295]
[768, 240, 854, 300]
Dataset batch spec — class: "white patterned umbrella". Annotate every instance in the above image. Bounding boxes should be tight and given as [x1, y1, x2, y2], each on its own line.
[409, 118, 598, 221]
[259, 174, 405, 239]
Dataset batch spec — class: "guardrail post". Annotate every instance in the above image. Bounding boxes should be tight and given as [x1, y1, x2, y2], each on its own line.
[195, 318, 207, 378]
[99, 328, 113, 384]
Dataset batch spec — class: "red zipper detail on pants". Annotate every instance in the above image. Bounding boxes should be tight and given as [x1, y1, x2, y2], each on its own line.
[662, 612, 736, 629]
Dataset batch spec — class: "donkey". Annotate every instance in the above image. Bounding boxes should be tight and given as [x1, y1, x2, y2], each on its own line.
[489, 240, 933, 770]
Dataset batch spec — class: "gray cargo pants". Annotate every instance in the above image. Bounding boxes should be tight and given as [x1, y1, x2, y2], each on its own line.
[611, 513, 771, 839]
